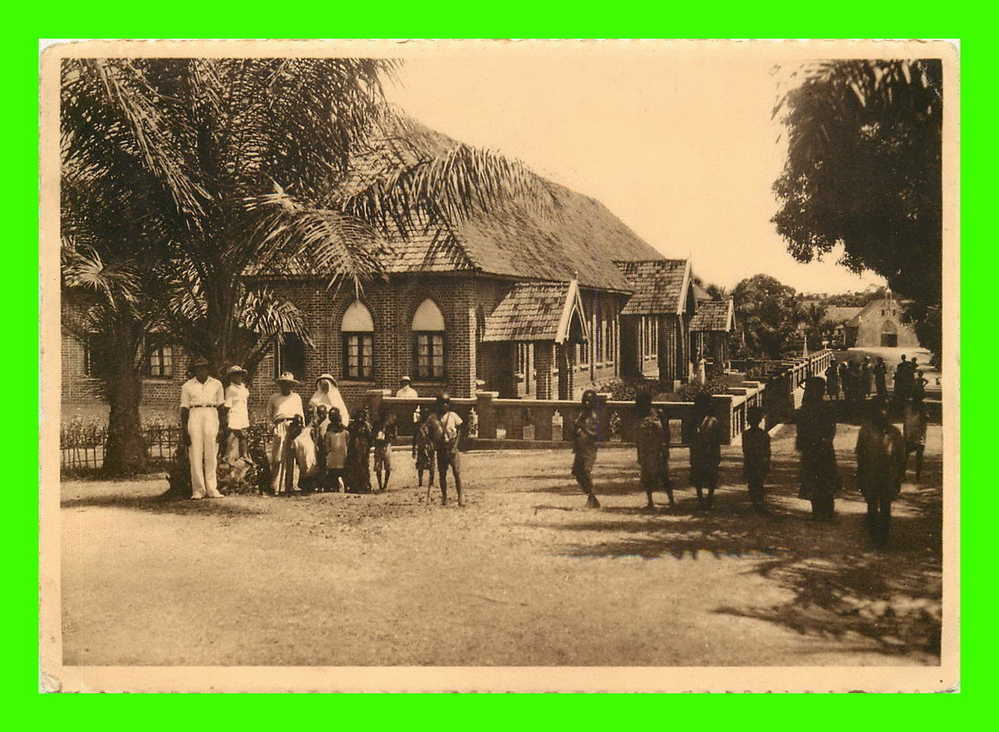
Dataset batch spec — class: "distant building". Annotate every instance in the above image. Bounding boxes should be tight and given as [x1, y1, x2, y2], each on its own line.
[690, 297, 735, 371]
[824, 293, 919, 348]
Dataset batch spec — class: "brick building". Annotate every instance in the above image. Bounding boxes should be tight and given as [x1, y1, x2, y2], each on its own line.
[62, 125, 707, 423]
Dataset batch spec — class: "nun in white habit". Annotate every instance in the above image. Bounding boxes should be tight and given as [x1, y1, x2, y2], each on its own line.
[310, 373, 351, 426]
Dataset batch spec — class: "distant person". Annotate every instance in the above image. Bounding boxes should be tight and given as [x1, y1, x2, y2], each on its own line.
[372, 408, 398, 492]
[688, 391, 722, 510]
[412, 406, 437, 501]
[571, 389, 601, 509]
[634, 391, 673, 510]
[824, 359, 840, 400]
[856, 398, 906, 548]
[903, 395, 929, 482]
[861, 357, 874, 398]
[742, 406, 771, 514]
[223, 364, 250, 460]
[913, 369, 929, 401]
[345, 407, 372, 493]
[180, 357, 226, 500]
[874, 357, 888, 398]
[267, 371, 306, 495]
[322, 407, 348, 492]
[894, 355, 912, 407]
[395, 375, 418, 398]
[431, 394, 465, 506]
[795, 376, 839, 521]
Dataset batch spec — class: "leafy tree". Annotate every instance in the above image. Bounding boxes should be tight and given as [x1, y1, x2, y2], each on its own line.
[61, 58, 551, 475]
[772, 59, 942, 355]
[731, 274, 803, 359]
[800, 301, 832, 348]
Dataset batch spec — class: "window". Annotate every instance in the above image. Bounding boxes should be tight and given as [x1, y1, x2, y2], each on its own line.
[601, 309, 609, 362]
[275, 333, 307, 381]
[412, 299, 446, 380]
[341, 301, 375, 381]
[147, 343, 174, 378]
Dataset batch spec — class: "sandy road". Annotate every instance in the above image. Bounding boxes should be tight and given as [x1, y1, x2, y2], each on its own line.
[60, 424, 942, 667]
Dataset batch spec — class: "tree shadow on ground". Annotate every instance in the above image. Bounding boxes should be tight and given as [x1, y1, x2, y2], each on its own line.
[532, 446, 943, 659]
[60, 492, 268, 517]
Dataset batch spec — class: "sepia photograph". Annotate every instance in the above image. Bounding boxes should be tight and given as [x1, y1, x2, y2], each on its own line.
[38, 39, 959, 693]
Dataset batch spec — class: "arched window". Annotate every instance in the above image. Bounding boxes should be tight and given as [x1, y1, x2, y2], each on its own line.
[342, 301, 375, 381]
[412, 298, 445, 380]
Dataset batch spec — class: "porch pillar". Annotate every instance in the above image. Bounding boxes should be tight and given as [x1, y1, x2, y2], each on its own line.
[534, 342, 554, 400]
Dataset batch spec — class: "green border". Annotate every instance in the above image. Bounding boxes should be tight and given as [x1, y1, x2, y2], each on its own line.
[9, 0, 987, 714]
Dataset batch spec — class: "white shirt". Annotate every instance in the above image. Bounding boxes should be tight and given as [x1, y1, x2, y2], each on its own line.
[268, 391, 305, 422]
[180, 376, 224, 409]
[395, 385, 418, 398]
[324, 429, 348, 469]
[224, 383, 250, 430]
[441, 411, 463, 443]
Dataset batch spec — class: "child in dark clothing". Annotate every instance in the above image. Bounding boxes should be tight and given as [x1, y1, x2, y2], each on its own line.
[412, 406, 437, 501]
[741, 406, 771, 514]
[372, 409, 398, 492]
[346, 408, 372, 493]
[322, 407, 348, 492]
[634, 391, 673, 509]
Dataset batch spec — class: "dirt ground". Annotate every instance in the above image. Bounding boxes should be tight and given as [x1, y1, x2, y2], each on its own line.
[60, 423, 943, 667]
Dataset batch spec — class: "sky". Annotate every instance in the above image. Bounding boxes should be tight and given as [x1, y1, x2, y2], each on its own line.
[383, 46, 884, 295]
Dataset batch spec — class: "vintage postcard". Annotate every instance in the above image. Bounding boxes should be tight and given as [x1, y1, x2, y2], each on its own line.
[39, 38, 959, 693]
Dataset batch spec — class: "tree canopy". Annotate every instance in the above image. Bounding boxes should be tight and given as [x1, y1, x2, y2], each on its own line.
[772, 59, 943, 355]
[731, 274, 803, 359]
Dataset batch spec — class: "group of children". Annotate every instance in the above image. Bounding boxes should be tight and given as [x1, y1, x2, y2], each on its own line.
[570, 379, 928, 545]
[311, 395, 466, 505]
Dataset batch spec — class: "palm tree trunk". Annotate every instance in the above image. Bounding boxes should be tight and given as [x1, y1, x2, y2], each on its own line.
[102, 351, 147, 477]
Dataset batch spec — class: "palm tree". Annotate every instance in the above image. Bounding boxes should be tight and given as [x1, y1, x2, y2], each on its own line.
[61, 58, 555, 475]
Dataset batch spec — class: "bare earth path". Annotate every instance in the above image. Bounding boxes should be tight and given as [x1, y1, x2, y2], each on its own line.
[61, 424, 943, 667]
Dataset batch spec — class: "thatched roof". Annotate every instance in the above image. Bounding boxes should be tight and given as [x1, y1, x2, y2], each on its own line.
[247, 121, 665, 292]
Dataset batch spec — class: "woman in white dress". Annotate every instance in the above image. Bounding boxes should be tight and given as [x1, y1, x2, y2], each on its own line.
[309, 373, 351, 427]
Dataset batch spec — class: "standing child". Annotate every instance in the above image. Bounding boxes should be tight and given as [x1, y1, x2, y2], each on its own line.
[688, 391, 722, 510]
[372, 408, 398, 492]
[412, 406, 437, 501]
[312, 405, 329, 489]
[345, 408, 372, 493]
[741, 406, 771, 514]
[323, 407, 348, 493]
[856, 398, 906, 548]
[431, 394, 465, 506]
[224, 365, 251, 460]
[903, 394, 929, 481]
[635, 391, 672, 510]
[571, 390, 601, 509]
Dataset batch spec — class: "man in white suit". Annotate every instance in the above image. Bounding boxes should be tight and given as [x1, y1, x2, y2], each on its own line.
[180, 357, 226, 499]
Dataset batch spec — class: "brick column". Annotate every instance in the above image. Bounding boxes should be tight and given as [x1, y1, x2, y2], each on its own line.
[534, 342, 554, 400]
[367, 388, 391, 420]
[475, 391, 498, 439]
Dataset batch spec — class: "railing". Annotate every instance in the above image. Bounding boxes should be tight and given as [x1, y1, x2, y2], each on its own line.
[370, 350, 834, 449]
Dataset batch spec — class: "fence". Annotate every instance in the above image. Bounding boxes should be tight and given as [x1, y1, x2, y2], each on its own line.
[60, 423, 185, 473]
[368, 351, 834, 449]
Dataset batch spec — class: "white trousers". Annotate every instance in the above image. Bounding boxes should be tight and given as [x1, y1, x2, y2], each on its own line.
[188, 408, 222, 498]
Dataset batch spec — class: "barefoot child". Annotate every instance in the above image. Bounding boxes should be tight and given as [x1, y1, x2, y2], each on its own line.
[372, 408, 398, 492]
[431, 394, 464, 506]
[412, 406, 436, 500]
[741, 406, 771, 514]
[635, 391, 672, 509]
[224, 365, 250, 460]
[688, 391, 722, 510]
[345, 408, 372, 493]
[323, 407, 348, 492]
[571, 389, 601, 509]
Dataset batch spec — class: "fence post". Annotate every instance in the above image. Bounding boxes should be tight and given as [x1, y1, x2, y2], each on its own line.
[475, 391, 498, 439]
[595, 392, 612, 441]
